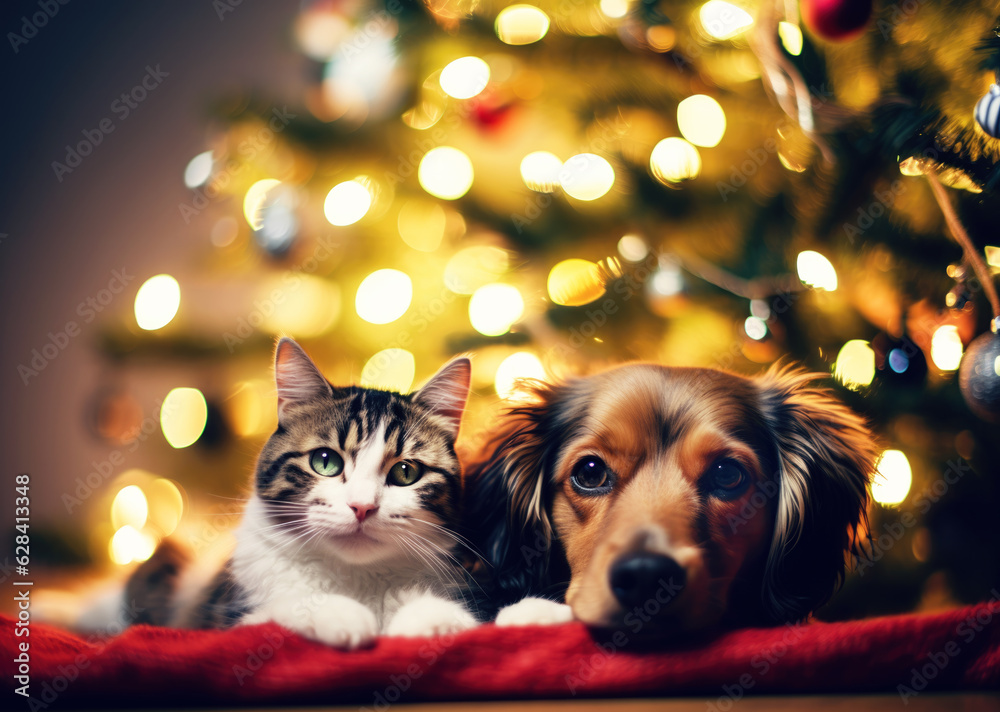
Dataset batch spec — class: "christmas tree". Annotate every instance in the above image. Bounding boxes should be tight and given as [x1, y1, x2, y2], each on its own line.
[80, 0, 999, 620]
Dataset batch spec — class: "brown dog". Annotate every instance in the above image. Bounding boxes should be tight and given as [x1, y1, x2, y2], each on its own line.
[465, 363, 877, 633]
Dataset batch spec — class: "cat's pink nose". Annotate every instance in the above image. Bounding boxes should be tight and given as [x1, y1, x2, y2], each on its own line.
[349, 503, 378, 522]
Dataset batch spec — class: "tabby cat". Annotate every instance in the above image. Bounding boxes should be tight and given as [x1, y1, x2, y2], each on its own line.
[126, 337, 478, 648]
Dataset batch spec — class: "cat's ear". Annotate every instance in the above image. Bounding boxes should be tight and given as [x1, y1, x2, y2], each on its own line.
[412, 357, 471, 437]
[274, 338, 332, 423]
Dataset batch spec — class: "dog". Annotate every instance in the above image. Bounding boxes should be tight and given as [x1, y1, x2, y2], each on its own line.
[464, 363, 877, 633]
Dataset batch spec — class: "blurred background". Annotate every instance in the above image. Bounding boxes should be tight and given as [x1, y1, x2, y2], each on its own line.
[2, 0, 999, 622]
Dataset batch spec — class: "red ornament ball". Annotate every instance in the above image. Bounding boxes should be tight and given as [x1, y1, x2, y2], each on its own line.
[800, 0, 873, 41]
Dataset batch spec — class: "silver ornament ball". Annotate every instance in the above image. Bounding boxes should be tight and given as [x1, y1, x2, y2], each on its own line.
[975, 84, 1000, 138]
[958, 318, 1000, 422]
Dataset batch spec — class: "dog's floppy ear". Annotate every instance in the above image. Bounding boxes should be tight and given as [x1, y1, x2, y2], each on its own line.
[756, 365, 877, 623]
[463, 380, 568, 611]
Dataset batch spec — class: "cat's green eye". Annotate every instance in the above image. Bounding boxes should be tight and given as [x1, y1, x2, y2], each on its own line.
[388, 461, 423, 487]
[309, 448, 344, 477]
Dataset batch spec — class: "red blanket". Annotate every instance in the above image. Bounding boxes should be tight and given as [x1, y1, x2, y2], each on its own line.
[4, 602, 999, 708]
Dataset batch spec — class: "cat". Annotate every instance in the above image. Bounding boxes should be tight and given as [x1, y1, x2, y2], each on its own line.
[124, 337, 479, 648]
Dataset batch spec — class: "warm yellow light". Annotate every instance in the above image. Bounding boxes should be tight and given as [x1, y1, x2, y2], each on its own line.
[160, 387, 209, 449]
[146, 479, 184, 536]
[617, 235, 649, 262]
[677, 95, 727, 147]
[419, 146, 474, 200]
[398, 200, 447, 252]
[796, 250, 838, 291]
[356, 269, 413, 324]
[361, 348, 416, 393]
[520, 151, 563, 193]
[445, 246, 510, 294]
[495, 352, 547, 399]
[243, 178, 281, 230]
[600, 0, 629, 19]
[778, 21, 803, 55]
[547, 259, 606, 306]
[111, 485, 148, 531]
[324, 180, 372, 226]
[834, 340, 875, 390]
[109, 525, 157, 566]
[439, 57, 491, 99]
[134, 274, 181, 331]
[560, 153, 615, 201]
[226, 379, 274, 438]
[650, 138, 701, 184]
[496, 5, 550, 45]
[260, 274, 341, 337]
[744, 316, 768, 341]
[985, 246, 1000, 268]
[699, 0, 754, 40]
[183, 151, 213, 188]
[872, 450, 912, 506]
[930, 325, 963, 371]
[469, 283, 525, 336]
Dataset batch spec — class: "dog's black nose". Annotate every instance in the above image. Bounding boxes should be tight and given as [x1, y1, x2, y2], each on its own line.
[609, 553, 686, 609]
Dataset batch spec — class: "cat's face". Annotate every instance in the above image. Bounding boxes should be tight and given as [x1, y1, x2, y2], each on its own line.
[254, 339, 470, 565]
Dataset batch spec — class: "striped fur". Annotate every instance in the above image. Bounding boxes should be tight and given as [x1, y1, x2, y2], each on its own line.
[126, 339, 478, 647]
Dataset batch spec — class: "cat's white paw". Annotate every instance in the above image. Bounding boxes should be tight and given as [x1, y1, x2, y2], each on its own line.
[308, 602, 380, 649]
[495, 597, 574, 627]
[385, 594, 477, 638]
[247, 596, 379, 649]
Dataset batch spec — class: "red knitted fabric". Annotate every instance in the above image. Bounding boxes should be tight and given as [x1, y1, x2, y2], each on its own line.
[4, 602, 998, 708]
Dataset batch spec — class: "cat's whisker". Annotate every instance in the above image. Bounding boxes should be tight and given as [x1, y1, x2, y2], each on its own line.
[406, 517, 490, 565]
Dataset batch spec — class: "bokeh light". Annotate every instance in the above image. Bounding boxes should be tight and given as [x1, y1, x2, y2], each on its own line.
[469, 283, 525, 336]
[439, 57, 490, 99]
[600, 0, 629, 18]
[520, 151, 563, 193]
[547, 259, 606, 306]
[650, 138, 702, 184]
[872, 450, 912, 506]
[260, 274, 341, 337]
[779, 22, 803, 55]
[183, 151, 213, 188]
[930, 325, 963, 371]
[796, 250, 838, 291]
[398, 199, 447, 252]
[419, 146, 474, 200]
[135, 274, 181, 331]
[699, 1, 754, 40]
[496, 5, 550, 45]
[744, 316, 768, 340]
[324, 180, 372, 226]
[243, 178, 282, 230]
[677, 95, 727, 147]
[617, 234, 649, 262]
[226, 379, 275, 438]
[356, 269, 413, 324]
[495, 352, 547, 399]
[361, 348, 416, 392]
[445, 246, 510, 294]
[109, 525, 157, 566]
[160, 387, 209, 449]
[111, 485, 148, 531]
[560, 153, 615, 201]
[146, 478, 184, 536]
[835, 340, 875, 390]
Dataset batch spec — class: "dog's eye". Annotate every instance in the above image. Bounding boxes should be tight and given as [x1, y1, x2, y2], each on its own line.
[706, 460, 749, 499]
[570, 456, 613, 494]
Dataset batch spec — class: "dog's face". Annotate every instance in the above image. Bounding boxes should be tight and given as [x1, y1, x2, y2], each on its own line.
[468, 363, 876, 633]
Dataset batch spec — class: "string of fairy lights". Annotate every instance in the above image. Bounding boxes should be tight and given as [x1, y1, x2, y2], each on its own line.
[96, 0, 998, 568]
